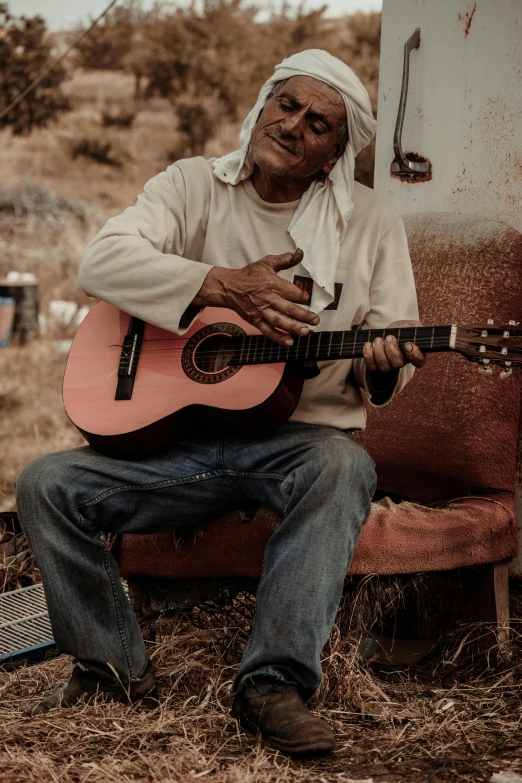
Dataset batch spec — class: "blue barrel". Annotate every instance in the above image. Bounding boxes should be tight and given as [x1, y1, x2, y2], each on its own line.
[0, 280, 39, 344]
[0, 296, 15, 347]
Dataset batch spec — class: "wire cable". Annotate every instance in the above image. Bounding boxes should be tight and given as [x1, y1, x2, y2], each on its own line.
[0, 0, 122, 124]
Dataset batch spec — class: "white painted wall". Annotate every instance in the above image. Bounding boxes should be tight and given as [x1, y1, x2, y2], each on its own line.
[374, 0, 522, 575]
[374, 0, 522, 232]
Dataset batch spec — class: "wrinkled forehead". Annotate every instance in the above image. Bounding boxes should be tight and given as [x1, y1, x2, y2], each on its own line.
[275, 75, 346, 123]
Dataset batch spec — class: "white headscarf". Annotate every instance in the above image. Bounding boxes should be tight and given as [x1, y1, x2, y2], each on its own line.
[210, 49, 377, 313]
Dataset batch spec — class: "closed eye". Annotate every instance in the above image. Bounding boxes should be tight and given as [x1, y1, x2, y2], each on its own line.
[278, 98, 327, 134]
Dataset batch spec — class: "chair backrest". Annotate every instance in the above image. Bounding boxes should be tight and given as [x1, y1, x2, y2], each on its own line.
[357, 212, 522, 504]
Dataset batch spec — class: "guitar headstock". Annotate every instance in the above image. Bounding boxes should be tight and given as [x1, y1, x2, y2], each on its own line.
[455, 321, 522, 378]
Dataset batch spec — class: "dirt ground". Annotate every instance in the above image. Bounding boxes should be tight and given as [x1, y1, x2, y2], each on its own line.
[1, 69, 522, 783]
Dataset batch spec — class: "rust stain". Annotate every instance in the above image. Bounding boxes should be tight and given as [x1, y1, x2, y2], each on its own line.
[458, 2, 477, 38]
[445, 89, 522, 226]
[390, 152, 433, 184]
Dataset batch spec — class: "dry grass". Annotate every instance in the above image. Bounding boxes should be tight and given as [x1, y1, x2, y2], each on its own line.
[2, 588, 522, 783]
[0, 183, 99, 512]
[0, 69, 236, 217]
[0, 70, 173, 215]
[0, 340, 86, 511]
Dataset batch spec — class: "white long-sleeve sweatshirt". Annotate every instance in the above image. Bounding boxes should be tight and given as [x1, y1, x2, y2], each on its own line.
[79, 156, 419, 431]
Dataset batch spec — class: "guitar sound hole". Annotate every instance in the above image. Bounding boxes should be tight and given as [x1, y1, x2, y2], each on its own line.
[194, 335, 235, 373]
[182, 322, 244, 384]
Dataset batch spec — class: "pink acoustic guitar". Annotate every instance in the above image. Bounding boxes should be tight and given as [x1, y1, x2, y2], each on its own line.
[63, 302, 522, 458]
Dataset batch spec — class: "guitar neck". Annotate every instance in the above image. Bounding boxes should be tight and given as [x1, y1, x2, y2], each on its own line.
[231, 325, 455, 365]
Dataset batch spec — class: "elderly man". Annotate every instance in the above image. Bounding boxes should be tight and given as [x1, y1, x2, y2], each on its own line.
[16, 50, 424, 754]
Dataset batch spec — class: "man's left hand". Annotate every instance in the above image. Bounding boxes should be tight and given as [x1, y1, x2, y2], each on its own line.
[362, 319, 427, 373]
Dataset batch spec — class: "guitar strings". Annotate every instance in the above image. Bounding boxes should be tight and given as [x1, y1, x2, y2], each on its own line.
[115, 337, 521, 367]
[114, 328, 522, 345]
[115, 336, 459, 360]
[112, 334, 454, 352]
[115, 337, 517, 360]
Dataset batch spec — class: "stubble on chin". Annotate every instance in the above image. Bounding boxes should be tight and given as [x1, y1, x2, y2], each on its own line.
[251, 150, 286, 177]
[251, 147, 325, 181]
[250, 132, 326, 181]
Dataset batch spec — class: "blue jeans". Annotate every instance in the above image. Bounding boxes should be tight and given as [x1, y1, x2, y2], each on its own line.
[15, 422, 376, 700]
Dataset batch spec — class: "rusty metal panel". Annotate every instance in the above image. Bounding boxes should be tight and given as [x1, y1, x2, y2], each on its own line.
[374, 0, 522, 575]
[375, 0, 522, 233]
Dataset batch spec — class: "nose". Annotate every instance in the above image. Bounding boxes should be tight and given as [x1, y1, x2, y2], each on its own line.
[279, 110, 306, 138]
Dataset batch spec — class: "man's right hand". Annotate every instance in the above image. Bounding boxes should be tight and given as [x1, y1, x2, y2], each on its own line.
[192, 249, 320, 346]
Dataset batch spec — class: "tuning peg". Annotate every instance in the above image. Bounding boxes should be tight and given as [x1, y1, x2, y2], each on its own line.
[478, 358, 493, 375]
[509, 320, 517, 326]
[487, 319, 494, 325]
[500, 360, 513, 380]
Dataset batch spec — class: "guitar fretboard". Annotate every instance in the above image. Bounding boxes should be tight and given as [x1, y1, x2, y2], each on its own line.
[230, 325, 453, 365]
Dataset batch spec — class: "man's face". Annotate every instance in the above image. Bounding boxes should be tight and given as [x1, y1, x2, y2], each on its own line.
[249, 76, 347, 181]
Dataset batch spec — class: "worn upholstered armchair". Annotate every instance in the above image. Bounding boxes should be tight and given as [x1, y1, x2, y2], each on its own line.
[113, 212, 522, 648]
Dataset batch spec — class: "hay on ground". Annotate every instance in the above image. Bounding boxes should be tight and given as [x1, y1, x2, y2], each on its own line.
[2, 580, 522, 783]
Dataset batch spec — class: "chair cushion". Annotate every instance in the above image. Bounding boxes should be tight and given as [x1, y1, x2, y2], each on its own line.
[114, 492, 517, 580]
[358, 213, 522, 502]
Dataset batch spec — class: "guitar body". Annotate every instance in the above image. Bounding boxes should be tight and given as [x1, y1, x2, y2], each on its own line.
[63, 302, 303, 458]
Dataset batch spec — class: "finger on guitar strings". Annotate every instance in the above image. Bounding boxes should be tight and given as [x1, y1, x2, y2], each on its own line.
[383, 334, 409, 369]
[403, 340, 427, 368]
[363, 335, 427, 372]
[385, 334, 426, 368]
[368, 336, 393, 372]
[363, 340, 379, 372]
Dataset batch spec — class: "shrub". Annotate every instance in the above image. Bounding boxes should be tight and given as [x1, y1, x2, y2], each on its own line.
[71, 137, 122, 167]
[0, 4, 70, 135]
[75, 1, 141, 71]
[175, 98, 216, 157]
[101, 109, 136, 128]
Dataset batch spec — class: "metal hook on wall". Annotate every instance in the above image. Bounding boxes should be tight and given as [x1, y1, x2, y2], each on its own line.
[391, 28, 432, 178]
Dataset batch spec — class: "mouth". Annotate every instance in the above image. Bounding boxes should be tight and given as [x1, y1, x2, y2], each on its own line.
[267, 134, 297, 156]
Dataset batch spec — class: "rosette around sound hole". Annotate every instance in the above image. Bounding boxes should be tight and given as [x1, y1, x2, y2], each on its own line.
[181, 322, 245, 384]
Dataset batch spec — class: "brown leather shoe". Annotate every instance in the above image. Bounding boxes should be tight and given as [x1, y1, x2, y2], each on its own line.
[231, 678, 335, 755]
[27, 661, 157, 716]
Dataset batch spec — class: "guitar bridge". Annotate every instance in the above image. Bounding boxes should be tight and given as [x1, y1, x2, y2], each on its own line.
[115, 317, 145, 400]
